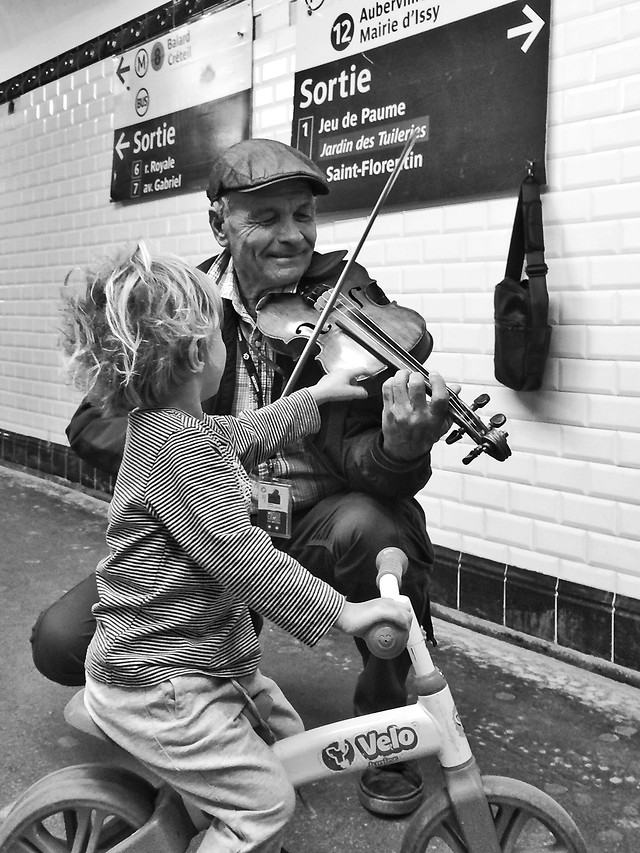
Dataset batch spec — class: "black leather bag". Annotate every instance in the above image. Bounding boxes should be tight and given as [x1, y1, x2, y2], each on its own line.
[494, 174, 551, 391]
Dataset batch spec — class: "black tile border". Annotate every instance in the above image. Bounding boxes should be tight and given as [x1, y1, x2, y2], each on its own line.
[459, 555, 505, 625]
[614, 595, 640, 671]
[557, 579, 613, 661]
[1, 429, 114, 497]
[3, 427, 640, 680]
[0, 0, 227, 105]
[430, 545, 459, 609]
[430, 545, 640, 685]
[506, 566, 556, 643]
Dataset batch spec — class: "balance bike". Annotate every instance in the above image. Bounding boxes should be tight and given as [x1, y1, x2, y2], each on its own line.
[0, 549, 589, 852]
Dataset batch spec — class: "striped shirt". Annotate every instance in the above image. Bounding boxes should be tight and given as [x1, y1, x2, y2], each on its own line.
[213, 255, 343, 511]
[85, 390, 345, 688]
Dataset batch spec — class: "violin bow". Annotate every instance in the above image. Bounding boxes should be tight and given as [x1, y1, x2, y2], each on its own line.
[281, 128, 422, 396]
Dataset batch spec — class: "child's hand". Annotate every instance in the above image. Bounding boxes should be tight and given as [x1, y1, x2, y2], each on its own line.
[308, 367, 370, 405]
[334, 597, 412, 638]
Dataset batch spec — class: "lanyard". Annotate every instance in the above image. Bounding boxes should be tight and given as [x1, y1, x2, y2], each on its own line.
[236, 326, 265, 408]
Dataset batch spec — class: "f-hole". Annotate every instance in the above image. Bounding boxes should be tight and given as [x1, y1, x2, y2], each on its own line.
[346, 286, 365, 309]
[296, 321, 333, 338]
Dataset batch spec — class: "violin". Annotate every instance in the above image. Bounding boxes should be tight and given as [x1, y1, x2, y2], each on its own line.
[256, 267, 511, 465]
[256, 128, 511, 465]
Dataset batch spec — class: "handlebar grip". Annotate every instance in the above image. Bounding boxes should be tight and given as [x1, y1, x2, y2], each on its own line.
[364, 621, 410, 659]
[366, 548, 410, 657]
[375, 547, 409, 588]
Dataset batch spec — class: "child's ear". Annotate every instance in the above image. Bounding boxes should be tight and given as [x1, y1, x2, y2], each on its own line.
[188, 339, 207, 373]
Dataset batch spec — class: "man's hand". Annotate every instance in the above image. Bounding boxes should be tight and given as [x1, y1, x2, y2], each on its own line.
[381, 370, 458, 462]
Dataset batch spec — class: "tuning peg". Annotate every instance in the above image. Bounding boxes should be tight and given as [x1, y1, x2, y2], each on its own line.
[462, 445, 485, 465]
[471, 394, 490, 411]
[489, 413, 507, 428]
[445, 428, 465, 445]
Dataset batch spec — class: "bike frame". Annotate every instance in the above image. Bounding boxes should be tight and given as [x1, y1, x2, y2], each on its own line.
[273, 570, 503, 853]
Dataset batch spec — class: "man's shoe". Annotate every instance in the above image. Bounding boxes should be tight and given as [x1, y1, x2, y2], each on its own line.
[358, 761, 423, 816]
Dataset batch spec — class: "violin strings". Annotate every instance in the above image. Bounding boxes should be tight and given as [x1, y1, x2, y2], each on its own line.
[326, 296, 426, 375]
[329, 296, 476, 429]
[326, 296, 479, 434]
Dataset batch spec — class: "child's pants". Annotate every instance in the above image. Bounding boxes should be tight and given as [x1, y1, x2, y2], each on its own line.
[84, 670, 304, 853]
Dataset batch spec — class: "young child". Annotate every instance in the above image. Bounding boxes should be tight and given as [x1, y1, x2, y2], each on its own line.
[60, 242, 411, 853]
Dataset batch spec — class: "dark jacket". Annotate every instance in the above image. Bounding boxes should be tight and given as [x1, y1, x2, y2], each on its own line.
[66, 250, 434, 502]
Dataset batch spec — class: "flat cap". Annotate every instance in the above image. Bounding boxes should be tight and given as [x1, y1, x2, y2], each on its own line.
[207, 138, 329, 201]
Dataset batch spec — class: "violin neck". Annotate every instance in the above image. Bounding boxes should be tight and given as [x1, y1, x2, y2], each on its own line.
[307, 289, 487, 440]
[329, 301, 489, 440]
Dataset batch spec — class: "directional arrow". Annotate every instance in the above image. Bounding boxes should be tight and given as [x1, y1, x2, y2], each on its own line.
[507, 4, 545, 53]
[116, 56, 130, 85]
[115, 132, 130, 161]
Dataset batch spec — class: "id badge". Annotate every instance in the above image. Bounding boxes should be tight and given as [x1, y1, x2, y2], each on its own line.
[256, 479, 293, 539]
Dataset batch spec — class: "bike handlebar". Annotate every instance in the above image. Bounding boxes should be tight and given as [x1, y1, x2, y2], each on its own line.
[375, 546, 407, 588]
[364, 548, 411, 659]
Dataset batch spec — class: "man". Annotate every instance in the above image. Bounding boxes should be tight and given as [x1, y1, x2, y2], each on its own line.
[31, 139, 453, 817]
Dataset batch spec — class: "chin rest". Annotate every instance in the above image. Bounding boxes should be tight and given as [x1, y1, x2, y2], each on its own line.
[64, 688, 112, 742]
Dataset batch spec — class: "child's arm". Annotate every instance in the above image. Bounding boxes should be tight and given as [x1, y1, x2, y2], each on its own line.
[221, 367, 368, 470]
[148, 427, 345, 646]
[148, 425, 411, 649]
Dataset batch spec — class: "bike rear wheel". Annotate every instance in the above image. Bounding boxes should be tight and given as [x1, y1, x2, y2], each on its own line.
[0, 764, 156, 853]
[400, 775, 588, 853]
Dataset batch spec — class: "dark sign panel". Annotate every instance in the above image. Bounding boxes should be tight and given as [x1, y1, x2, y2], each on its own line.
[293, 0, 551, 214]
[111, 93, 250, 202]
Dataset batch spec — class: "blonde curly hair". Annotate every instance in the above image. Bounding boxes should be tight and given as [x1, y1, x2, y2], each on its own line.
[60, 241, 222, 414]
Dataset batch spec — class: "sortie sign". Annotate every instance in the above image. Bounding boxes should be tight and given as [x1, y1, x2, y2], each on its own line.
[292, 0, 550, 214]
[110, 1, 252, 203]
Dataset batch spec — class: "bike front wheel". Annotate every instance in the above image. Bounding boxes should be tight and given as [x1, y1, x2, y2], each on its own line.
[400, 775, 588, 853]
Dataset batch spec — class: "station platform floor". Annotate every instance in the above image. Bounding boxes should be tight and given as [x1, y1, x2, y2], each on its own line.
[2, 462, 639, 852]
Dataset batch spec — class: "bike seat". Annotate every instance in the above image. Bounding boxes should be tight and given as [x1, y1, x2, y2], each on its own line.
[64, 689, 111, 743]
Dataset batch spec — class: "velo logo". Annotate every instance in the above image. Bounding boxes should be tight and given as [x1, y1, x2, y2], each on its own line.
[321, 724, 418, 772]
[355, 724, 418, 761]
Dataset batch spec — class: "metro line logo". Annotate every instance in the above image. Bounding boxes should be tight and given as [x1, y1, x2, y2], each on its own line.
[135, 49, 149, 78]
[321, 724, 418, 772]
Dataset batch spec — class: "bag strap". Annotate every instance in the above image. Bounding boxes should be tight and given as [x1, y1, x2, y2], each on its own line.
[505, 171, 549, 327]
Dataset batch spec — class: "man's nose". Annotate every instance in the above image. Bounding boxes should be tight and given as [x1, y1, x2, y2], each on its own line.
[277, 216, 305, 241]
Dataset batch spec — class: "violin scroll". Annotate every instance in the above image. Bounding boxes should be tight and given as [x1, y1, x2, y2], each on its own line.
[443, 393, 511, 464]
[444, 391, 511, 464]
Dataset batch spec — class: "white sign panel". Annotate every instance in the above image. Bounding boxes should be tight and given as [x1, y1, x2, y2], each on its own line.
[111, 1, 252, 203]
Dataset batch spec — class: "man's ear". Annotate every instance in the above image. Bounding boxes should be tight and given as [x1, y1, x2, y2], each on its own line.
[209, 208, 228, 248]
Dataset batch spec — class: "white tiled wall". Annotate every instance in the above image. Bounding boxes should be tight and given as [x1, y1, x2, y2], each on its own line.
[1, 0, 638, 599]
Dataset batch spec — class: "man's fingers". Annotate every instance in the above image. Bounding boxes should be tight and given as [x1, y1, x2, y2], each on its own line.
[406, 371, 428, 407]
[383, 369, 426, 407]
[427, 372, 451, 418]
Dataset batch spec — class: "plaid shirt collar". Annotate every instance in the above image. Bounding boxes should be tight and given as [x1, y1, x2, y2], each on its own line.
[209, 253, 297, 328]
